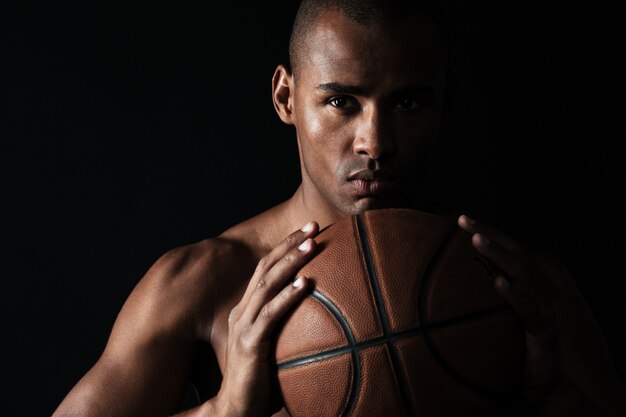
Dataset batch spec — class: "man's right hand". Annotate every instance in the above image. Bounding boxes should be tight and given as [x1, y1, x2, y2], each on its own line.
[214, 221, 319, 417]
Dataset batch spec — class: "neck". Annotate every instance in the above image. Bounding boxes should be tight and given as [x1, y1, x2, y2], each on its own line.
[248, 182, 428, 256]
[283, 184, 351, 232]
[219, 183, 354, 258]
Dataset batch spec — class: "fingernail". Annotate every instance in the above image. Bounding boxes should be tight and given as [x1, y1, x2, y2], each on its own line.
[298, 239, 312, 251]
[477, 233, 490, 245]
[293, 276, 305, 288]
[301, 222, 313, 232]
[463, 215, 477, 225]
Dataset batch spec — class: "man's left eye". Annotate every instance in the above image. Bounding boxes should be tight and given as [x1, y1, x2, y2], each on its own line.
[395, 98, 419, 110]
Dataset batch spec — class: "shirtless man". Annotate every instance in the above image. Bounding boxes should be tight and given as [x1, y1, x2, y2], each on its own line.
[53, 0, 625, 416]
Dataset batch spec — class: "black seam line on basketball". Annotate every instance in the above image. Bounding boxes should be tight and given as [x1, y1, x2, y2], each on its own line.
[355, 214, 392, 334]
[356, 214, 414, 417]
[276, 302, 511, 370]
[417, 224, 510, 403]
[300, 290, 360, 417]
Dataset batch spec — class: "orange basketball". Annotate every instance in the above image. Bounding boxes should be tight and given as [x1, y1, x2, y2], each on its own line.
[274, 208, 526, 416]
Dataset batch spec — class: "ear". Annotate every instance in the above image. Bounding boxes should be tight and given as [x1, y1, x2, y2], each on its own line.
[272, 64, 295, 125]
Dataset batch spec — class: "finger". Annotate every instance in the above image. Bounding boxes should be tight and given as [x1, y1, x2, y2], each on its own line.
[496, 274, 559, 399]
[472, 233, 547, 303]
[458, 214, 524, 256]
[249, 276, 310, 341]
[494, 275, 556, 343]
[239, 221, 319, 309]
[241, 237, 317, 324]
[471, 233, 519, 279]
[228, 305, 240, 325]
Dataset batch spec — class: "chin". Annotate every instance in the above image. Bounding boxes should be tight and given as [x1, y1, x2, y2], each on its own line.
[349, 196, 410, 214]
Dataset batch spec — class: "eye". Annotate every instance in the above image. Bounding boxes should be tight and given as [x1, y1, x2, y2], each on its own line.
[329, 97, 347, 108]
[328, 96, 359, 110]
[395, 98, 420, 110]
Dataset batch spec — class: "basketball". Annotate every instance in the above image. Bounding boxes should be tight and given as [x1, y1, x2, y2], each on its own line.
[274, 208, 526, 416]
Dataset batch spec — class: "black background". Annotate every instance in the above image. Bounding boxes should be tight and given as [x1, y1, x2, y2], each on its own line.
[2, 1, 624, 416]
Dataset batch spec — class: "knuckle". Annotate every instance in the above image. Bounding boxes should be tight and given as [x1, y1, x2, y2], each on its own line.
[282, 234, 297, 248]
[282, 252, 296, 264]
[230, 317, 243, 333]
[259, 304, 273, 321]
[256, 278, 267, 290]
[238, 333, 258, 353]
[256, 256, 270, 273]
[228, 307, 239, 323]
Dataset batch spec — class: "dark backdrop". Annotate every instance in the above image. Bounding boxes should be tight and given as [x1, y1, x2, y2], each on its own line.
[2, 1, 624, 416]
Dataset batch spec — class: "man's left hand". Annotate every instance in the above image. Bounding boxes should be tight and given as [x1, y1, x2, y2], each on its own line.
[458, 214, 626, 417]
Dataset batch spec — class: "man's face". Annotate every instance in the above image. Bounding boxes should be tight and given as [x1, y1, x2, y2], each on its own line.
[291, 10, 448, 218]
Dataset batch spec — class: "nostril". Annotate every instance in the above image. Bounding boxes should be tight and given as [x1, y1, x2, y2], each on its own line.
[354, 143, 390, 160]
[354, 140, 381, 158]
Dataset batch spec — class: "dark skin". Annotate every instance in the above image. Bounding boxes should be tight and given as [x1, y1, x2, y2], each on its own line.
[53, 9, 625, 417]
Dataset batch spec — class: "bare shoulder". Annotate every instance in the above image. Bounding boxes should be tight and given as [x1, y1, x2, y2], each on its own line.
[52, 205, 290, 417]
[127, 235, 257, 334]
[124, 201, 290, 341]
[145, 236, 247, 293]
[52, 237, 258, 417]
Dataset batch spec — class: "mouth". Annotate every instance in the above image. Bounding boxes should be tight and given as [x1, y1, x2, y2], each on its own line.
[348, 169, 396, 182]
[347, 170, 398, 198]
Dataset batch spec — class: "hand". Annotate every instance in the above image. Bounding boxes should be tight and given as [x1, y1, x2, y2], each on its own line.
[215, 222, 319, 417]
[458, 215, 626, 416]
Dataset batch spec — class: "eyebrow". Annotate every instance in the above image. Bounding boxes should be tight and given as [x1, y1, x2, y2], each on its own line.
[316, 82, 435, 96]
[316, 82, 366, 95]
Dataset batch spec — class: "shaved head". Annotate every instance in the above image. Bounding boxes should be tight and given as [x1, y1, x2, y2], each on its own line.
[288, 0, 449, 80]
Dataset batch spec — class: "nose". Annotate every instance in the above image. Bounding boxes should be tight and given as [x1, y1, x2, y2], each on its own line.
[352, 107, 395, 160]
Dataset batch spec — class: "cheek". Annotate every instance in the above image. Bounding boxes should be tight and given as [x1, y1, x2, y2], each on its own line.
[300, 105, 341, 141]
[299, 106, 351, 158]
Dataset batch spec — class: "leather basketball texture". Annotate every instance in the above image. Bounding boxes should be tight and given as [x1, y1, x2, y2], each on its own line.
[275, 208, 526, 417]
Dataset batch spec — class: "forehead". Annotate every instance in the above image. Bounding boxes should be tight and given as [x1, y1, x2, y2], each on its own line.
[298, 10, 447, 89]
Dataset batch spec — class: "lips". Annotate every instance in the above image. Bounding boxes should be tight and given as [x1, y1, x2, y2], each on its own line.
[347, 170, 398, 197]
[348, 169, 396, 182]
